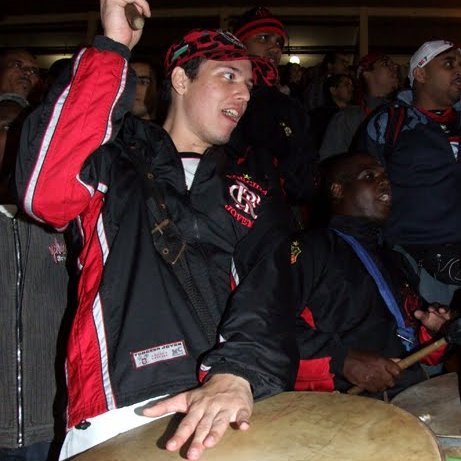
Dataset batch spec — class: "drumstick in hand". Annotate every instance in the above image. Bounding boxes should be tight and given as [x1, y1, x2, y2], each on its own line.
[347, 339, 446, 395]
[125, 3, 145, 30]
[347, 317, 461, 395]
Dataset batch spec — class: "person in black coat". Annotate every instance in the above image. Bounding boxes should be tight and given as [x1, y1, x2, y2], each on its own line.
[231, 7, 318, 216]
[292, 152, 451, 398]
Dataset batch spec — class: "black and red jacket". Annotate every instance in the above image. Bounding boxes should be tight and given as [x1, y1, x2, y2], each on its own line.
[292, 215, 445, 397]
[15, 36, 298, 429]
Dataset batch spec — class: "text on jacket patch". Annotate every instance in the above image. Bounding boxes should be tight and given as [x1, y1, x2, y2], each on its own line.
[131, 340, 187, 369]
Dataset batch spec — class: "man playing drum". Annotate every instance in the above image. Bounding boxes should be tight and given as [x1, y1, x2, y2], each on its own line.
[14, 0, 298, 459]
[292, 153, 451, 397]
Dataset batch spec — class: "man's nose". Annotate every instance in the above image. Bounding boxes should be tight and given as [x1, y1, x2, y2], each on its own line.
[379, 174, 390, 185]
[20, 67, 37, 77]
[238, 83, 251, 102]
[454, 61, 461, 74]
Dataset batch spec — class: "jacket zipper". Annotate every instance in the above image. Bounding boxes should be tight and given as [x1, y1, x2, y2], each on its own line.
[13, 217, 25, 447]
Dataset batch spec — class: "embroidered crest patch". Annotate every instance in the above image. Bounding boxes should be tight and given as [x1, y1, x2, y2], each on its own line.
[224, 174, 267, 228]
[48, 238, 67, 264]
[291, 240, 302, 264]
[280, 121, 292, 137]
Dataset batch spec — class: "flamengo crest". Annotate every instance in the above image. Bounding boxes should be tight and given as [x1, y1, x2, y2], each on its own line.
[225, 174, 267, 228]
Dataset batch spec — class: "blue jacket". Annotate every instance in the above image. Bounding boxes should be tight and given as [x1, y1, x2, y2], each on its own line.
[357, 90, 461, 245]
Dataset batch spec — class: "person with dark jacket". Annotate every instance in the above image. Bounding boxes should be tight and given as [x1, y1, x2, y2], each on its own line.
[14, 1, 298, 460]
[230, 7, 318, 211]
[309, 73, 354, 150]
[355, 40, 461, 306]
[320, 53, 399, 159]
[0, 94, 69, 461]
[292, 153, 450, 398]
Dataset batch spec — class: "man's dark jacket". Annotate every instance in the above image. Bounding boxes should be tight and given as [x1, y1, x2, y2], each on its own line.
[230, 85, 318, 205]
[293, 215, 441, 398]
[15, 36, 298, 429]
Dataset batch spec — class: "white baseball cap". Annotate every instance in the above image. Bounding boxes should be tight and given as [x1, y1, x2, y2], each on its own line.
[408, 40, 458, 86]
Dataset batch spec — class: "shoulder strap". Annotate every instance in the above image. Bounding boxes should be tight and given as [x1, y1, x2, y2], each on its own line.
[130, 151, 217, 346]
[333, 229, 416, 351]
[383, 103, 406, 163]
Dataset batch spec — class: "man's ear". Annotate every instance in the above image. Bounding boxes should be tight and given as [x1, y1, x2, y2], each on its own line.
[330, 182, 343, 200]
[170, 67, 189, 95]
[413, 66, 426, 85]
[361, 69, 371, 85]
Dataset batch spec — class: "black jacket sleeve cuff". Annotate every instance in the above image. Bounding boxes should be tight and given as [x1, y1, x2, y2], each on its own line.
[93, 35, 131, 61]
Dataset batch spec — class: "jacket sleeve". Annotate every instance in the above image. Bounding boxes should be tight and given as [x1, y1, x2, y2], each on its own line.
[202, 197, 299, 399]
[417, 326, 448, 366]
[353, 109, 389, 164]
[292, 233, 348, 390]
[319, 109, 353, 159]
[15, 36, 133, 229]
[279, 102, 319, 204]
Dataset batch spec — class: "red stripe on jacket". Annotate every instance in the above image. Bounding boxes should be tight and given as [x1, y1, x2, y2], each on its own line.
[23, 47, 127, 228]
[18, 46, 128, 426]
[66, 192, 116, 428]
[296, 307, 334, 391]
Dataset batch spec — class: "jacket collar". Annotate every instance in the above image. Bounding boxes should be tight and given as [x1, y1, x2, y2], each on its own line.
[119, 115, 229, 192]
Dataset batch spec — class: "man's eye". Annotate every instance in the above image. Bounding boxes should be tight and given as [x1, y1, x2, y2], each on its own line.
[359, 171, 375, 180]
[223, 72, 235, 81]
[257, 34, 269, 42]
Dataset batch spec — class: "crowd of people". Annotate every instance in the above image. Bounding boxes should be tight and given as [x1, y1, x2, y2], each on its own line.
[1, 1, 460, 460]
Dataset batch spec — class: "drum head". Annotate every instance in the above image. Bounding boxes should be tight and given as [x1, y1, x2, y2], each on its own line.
[392, 372, 461, 438]
[77, 392, 443, 461]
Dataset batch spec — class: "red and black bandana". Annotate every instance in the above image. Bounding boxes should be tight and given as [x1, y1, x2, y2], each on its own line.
[251, 56, 279, 87]
[356, 52, 386, 78]
[164, 29, 250, 76]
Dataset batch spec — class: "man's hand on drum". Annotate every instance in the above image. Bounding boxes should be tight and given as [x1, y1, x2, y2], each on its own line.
[343, 349, 402, 392]
[143, 373, 253, 460]
[414, 304, 451, 334]
[100, 0, 151, 49]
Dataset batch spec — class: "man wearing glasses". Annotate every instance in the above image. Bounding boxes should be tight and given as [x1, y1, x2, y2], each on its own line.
[130, 59, 157, 121]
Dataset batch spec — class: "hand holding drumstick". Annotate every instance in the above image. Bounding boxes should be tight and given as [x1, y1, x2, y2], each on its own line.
[347, 315, 461, 395]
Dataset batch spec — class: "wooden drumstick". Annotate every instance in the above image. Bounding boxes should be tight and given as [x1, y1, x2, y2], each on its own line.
[347, 337, 448, 396]
[125, 3, 145, 30]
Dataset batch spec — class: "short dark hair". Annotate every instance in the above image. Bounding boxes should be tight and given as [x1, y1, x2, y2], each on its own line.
[321, 51, 348, 72]
[323, 73, 353, 101]
[319, 152, 371, 203]
[130, 58, 158, 120]
[156, 57, 204, 124]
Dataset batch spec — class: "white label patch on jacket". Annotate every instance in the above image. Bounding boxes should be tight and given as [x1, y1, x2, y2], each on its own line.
[131, 340, 187, 369]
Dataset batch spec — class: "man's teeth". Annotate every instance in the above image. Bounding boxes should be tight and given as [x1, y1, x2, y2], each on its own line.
[222, 109, 239, 119]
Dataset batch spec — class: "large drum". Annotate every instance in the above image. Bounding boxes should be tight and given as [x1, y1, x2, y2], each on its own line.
[392, 372, 461, 459]
[76, 392, 443, 461]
